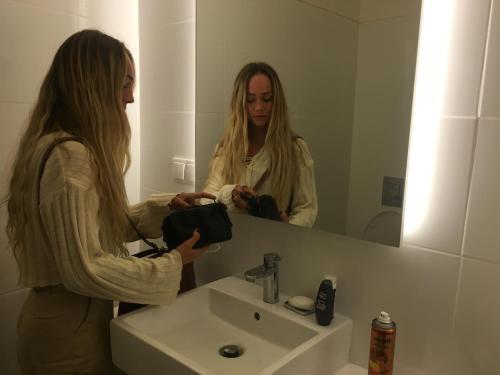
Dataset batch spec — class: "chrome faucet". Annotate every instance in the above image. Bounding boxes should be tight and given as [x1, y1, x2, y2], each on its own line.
[244, 253, 281, 304]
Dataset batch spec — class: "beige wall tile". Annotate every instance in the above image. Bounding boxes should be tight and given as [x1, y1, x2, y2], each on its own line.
[480, 0, 500, 117]
[463, 119, 500, 262]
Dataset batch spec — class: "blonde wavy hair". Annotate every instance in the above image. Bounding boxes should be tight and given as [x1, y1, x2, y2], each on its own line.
[5, 29, 132, 259]
[209, 62, 299, 210]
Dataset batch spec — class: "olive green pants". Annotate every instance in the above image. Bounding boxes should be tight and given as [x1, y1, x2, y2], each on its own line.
[17, 285, 115, 375]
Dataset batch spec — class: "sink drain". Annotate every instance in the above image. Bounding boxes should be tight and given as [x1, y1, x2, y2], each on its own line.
[219, 344, 244, 358]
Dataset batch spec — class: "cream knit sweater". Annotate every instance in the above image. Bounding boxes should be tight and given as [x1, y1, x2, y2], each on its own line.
[17, 132, 182, 305]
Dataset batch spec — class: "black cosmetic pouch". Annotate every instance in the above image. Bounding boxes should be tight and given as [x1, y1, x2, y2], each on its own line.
[162, 201, 233, 250]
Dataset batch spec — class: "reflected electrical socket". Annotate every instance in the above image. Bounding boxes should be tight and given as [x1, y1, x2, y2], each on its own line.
[382, 176, 405, 207]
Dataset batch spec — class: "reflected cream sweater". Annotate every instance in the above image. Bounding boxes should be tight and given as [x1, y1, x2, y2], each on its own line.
[203, 138, 318, 227]
[17, 133, 182, 305]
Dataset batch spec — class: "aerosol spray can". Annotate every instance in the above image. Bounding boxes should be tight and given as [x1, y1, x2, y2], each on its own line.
[368, 311, 396, 375]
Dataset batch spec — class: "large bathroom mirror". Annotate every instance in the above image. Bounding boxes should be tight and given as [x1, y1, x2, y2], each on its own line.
[194, 0, 422, 247]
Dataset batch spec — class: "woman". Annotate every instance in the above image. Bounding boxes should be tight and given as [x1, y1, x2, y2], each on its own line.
[203, 62, 317, 227]
[5, 29, 212, 374]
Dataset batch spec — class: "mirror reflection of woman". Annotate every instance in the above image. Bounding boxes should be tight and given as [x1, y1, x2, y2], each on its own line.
[203, 62, 318, 227]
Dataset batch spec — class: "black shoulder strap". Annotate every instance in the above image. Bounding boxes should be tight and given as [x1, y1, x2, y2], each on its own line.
[37, 136, 168, 257]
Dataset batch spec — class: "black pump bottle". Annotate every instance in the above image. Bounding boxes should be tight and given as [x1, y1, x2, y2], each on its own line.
[315, 275, 336, 326]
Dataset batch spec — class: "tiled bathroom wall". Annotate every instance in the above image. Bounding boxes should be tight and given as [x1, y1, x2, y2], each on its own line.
[346, 1, 421, 243]
[139, 0, 196, 199]
[0, 1, 139, 373]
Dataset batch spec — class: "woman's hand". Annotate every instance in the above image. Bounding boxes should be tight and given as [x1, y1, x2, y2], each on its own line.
[175, 229, 207, 264]
[169, 192, 216, 210]
[280, 211, 290, 223]
[231, 185, 257, 210]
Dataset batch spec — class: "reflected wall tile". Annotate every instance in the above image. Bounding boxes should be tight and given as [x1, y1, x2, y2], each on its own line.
[359, 0, 420, 22]
[463, 119, 500, 262]
[403, 118, 475, 254]
[480, 0, 500, 117]
[194, 112, 225, 190]
[0, 2, 78, 103]
[327, 0, 360, 20]
[196, 37, 224, 113]
[453, 258, 500, 374]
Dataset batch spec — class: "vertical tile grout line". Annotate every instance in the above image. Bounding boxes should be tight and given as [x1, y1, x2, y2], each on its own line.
[451, 0, 495, 333]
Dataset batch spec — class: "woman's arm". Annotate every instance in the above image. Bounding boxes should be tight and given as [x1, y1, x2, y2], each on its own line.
[126, 193, 176, 241]
[38, 142, 183, 304]
[201, 153, 239, 210]
[40, 182, 184, 304]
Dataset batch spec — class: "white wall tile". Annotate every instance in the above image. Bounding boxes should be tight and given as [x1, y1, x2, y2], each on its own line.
[14, 0, 80, 15]
[146, 21, 195, 113]
[480, 0, 500, 117]
[439, 0, 490, 117]
[0, 2, 78, 103]
[196, 35, 225, 113]
[139, 0, 195, 198]
[139, 0, 195, 31]
[463, 119, 500, 262]
[0, 288, 30, 375]
[403, 118, 475, 254]
[141, 111, 194, 193]
[453, 259, 500, 374]
[290, 114, 350, 235]
[79, 0, 138, 32]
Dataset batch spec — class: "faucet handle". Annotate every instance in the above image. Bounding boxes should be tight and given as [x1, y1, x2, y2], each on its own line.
[264, 253, 281, 268]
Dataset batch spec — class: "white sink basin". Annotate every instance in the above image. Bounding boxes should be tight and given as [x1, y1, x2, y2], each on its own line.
[111, 276, 352, 375]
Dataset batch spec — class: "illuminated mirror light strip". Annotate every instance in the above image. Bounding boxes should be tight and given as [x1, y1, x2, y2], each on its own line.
[403, 0, 455, 237]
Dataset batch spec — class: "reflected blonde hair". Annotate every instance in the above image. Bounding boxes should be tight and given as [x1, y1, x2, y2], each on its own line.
[5, 29, 132, 259]
[208, 62, 299, 210]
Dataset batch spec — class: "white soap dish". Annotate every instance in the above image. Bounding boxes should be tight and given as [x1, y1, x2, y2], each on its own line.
[284, 296, 315, 316]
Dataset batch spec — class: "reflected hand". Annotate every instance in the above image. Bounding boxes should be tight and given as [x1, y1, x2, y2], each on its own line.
[280, 211, 289, 223]
[231, 185, 257, 210]
[175, 229, 208, 264]
[169, 191, 216, 210]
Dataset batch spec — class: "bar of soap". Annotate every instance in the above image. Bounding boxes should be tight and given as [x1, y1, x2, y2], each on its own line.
[287, 296, 314, 311]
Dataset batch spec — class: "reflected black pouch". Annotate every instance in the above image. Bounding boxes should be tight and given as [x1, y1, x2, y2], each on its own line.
[162, 202, 233, 250]
[242, 193, 282, 222]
